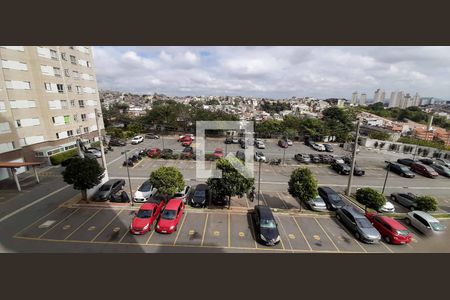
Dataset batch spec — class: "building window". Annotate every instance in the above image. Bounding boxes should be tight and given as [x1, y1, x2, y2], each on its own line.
[61, 52, 67, 61]
[86, 61, 91, 68]
[61, 100, 68, 109]
[57, 84, 64, 93]
[70, 100, 75, 107]
[84, 127, 89, 133]
[70, 55, 77, 64]
[44, 82, 52, 91]
[67, 130, 73, 137]
[73, 70, 79, 79]
[16, 120, 22, 127]
[50, 49, 58, 60]
[67, 84, 72, 92]
[53, 67, 61, 77]
[76, 128, 81, 135]
[81, 113, 87, 121]
[64, 115, 70, 124]
[73, 114, 78, 122]
[78, 100, 85, 108]
[76, 85, 82, 94]
[64, 69, 70, 77]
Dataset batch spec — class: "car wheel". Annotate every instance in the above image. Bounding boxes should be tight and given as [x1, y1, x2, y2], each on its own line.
[384, 236, 391, 244]
[409, 206, 415, 211]
[355, 232, 361, 240]
[405, 218, 411, 225]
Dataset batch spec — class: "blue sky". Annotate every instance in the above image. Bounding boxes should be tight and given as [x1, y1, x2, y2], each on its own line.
[92, 46, 450, 99]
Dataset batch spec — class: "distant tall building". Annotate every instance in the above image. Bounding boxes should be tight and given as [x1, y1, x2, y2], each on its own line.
[374, 89, 385, 104]
[359, 94, 367, 106]
[389, 91, 403, 108]
[402, 93, 413, 108]
[412, 92, 421, 106]
[351, 92, 358, 105]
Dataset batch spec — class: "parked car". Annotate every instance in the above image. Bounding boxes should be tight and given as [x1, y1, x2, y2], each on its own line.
[109, 139, 127, 146]
[336, 205, 381, 243]
[179, 135, 193, 143]
[309, 153, 321, 163]
[225, 137, 233, 144]
[147, 147, 161, 158]
[144, 133, 160, 139]
[239, 140, 248, 149]
[213, 148, 224, 158]
[85, 148, 102, 158]
[318, 186, 346, 210]
[306, 195, 327, 212]
[178, 134, 195, 142]
[182, 138, 193, 147]
[379, 201, 395, 213]
[278, 140, 288, 148]
[410, 162, 439, 178]
[311, 143, 326, 151]
[110, 190, 131, 203]
[387, 162, 415, 178]
[342, 156, 352, 164]
[332, 156, 345, 164]
[253, 205, 281, 246]
[304, 138, 313, 146]
[390, 192, 418, 210]
[353, 164, 365, 176]
[318, 154, 333, 164]
[255, 141, 266, 149]
[254, 151, 267, 162]
[130, 201, 165, 235]
[331, 162, 351, 175]
[430, 163, 450, 177]
[365, 212, 412, 244]
[397, 158, 416, 167]
[131, 135, 144, 144]
[285, 139, 293, 146]
[181, 146, 194, 158]
[435, 158, 450, 168]
[294, 153, 311, 163]
[93, 179, 125, 202]
[419, 158, 434, 165]
[405, 211, 446, 235]
[155, 199, 185, 234]
[324, 144, 334, 152]
[236, 150, 245, 161]
[231, 136, 239, 144]
[134, 180, 157, 203]
[189, 184, 209, 208]
[172, 185, 191, 203]
[161, 149, 174, 158]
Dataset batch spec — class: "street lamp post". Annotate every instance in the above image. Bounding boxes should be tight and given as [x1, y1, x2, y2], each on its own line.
[346, 118, 361, 196]
[122, 150, 134, 207]
[381, 161, 390, 194]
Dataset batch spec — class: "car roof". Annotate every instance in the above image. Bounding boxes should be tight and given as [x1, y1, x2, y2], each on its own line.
[255, 205, 274, 219]
[166, 198, 183, 209]
[319, 186, 336, 194]
[342, 205, 365, 218]
[411, 210, 439, 222]
[377, 215, 406, 230]
[195, 184, 208, 191]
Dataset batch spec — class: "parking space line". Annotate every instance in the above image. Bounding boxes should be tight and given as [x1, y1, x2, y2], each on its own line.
[260, 193, 268, 206]
[314, 218, 340, 252]
[200, 213, 209, 246]
[228, 213, 231, 248]
[38, 208, 80, 239]
[118, 226, 131, 243]
[145, 229, 156, 244]
[276, 192, 289, 209]
[275, 216, 293, 251]
[291, 216, 312, 251]
[379, 241, 394, 253]
[64, 209, 101, 240]
[90, 209, 124, 242]
[173, 213, 187, 245]
[14, 206, 64, 237]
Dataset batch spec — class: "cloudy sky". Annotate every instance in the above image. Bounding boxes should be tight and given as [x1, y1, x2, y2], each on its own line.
[93, 46, 450, 100]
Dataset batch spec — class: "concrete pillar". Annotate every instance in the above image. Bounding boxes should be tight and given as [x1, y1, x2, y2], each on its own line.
[11, 168, 21, 192]
[33, 166, 40, 184]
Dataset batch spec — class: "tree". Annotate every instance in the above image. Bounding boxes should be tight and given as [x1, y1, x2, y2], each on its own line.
[62, 157, 105, 201]
[355, 188, 386, 211]
[206, 157, 255, 209]
[149, 167, 185, 201]
[288, 167, 318, 210]
[368, 131, 391, 141]
[322, 107, 356, 142]
[415, 196, 438, 212]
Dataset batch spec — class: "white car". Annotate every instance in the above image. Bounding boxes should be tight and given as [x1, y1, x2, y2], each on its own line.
[85, 148, 102, 158]
[172, 185, 191, 203]
[131, 135, 144, 144]
[256, 141, 266, 149]
[178, 134, 195, 141]
[405, 211, 446, 236]
[254, 151, 266, 162]
[133, 180, 157, 202]
[311, 143, 325, 151]
[378, 201, 395, 213]
[286, 139, 293, 146]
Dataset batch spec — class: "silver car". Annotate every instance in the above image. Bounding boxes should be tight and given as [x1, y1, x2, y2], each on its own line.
[405, 211, 446, 236]
[306, 195, 327, 211]
[86, 148, 102, 158]
[254, 151, 266, 162]
[336, 205, 381, 243]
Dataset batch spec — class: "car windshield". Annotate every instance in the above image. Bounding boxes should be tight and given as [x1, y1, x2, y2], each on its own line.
[138, 181, 152, 192]
[136, 209, 152, 218]
[260, 218, 277, 228]
[399, 166, 410, 172]
[395, 229, 410, 236]
[430, 221, 446, 231]
[355, 218, 373, 228]
[161, 210, 176, 220]
[99, 185, 111, 191]
[329, 194, 342, 202]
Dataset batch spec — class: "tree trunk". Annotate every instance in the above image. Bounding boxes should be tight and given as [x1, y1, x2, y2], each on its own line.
[228, 195, 231, 210]
[81, 189, 88, 202]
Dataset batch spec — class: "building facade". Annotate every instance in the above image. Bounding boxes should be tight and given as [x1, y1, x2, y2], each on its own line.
[351, 91, 358, 105]
[0, 46, 103, 179]
[373, 89, 385, 104]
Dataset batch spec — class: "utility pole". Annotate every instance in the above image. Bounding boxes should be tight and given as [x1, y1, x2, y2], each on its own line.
[257, 159, 262, 206]
[122, 150, 134, 207]
[346, 118, 361, 196]
[95, 108, 108, 170]
[381, 161, 390, 194]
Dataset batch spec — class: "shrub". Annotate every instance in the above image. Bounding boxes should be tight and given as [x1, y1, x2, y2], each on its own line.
[288, 167, 318, 208]
[389, 144, 396, 151]
[415, 196, 438, 212]
[50, 148, 78, 165]
[368, 131, 391, 141]
[355, 187, 386, 211]
[373, 141, 379, 148]
[205, 153, 217, 161]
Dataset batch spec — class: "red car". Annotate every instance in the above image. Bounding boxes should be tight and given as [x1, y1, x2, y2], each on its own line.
[130, 201, 165, 234]
[213, 148, 224, 158]
[365, 212, 412, 245]
[147, 147, 161, 158]
[410, 162, 438, 178]
[179, 136, 192, 143]
[182, 139, 192, 147]
[155, 198, 184, 234]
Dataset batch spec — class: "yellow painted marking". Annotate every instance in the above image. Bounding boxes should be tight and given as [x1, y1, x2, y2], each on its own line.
[64, 209, 101, 240]
[145, 229, 155, 244]
[62, 225, 71, 230]
[88, 226, 96, 231]
[288, 234, 295, 239]
[213, 231, 220, 236]
[90, 209, 124, 242]
[412, 238, 418, 243]
[292, 216, 312, 251]
[313, 234, 321, 240]
[200, 213, 209, 246]
[113, 227, 121, 233]
[189, 230, 195, 235]
[314, 218, 341, 252]
[173, 213, 187, 245]
[238, 231, 245, 237]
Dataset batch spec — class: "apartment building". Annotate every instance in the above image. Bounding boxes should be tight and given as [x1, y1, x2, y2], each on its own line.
[0, 46, 104, 180]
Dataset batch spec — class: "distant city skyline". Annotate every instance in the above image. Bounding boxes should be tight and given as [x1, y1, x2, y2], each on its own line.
[93, 46, 450, 99]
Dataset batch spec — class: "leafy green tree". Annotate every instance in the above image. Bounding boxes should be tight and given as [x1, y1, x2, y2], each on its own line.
[149, 167, 185, 201]
[62, 157, 105, 201]
[368, 131, 391, 141]
[322, 107, 356, 142]
[206, 157, 255, 209]
[415, 196, 438, 212]
[355, 188, 386, 211]
[288, 168, 318, 210]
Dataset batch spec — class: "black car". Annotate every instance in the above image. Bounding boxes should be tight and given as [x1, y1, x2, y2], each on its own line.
[181, 146, 194, 158]
[109, 139, 127, 146]
[278, 140, 288, 148]
[309, 153, 321, 163]
[239, 140, 248, 149]
[236, 150, 245, 161]
[318, 186, 346, 210]
[419, 158, 434, 165]
[93, 179, 126, 202]
[253, 205, 281, 246]
[387, 162, 415, 178]
[225, 137, 233, 144]
[331, 162, 351, 175]
[161, 148, 174, 158]
[189, 184, 209, 208]
[144, 133, 159, 139]
[397, 158, 416, 167]
[342, 156, 352, 164]
[319, 154, 333, 164]
[304, 137, 313, 146]
[353, 165, 365, 176]
[324, 144, 334, 152]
